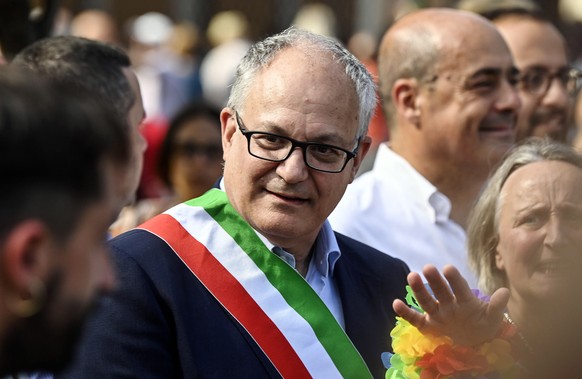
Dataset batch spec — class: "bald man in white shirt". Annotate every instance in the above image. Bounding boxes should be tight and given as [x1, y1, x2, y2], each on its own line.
[330, 8, 521, 287]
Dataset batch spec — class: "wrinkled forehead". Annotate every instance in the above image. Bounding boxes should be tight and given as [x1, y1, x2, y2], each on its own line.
[501, 161, 582, 203]
[495, 18, 568, 67]
[246, 47, 358, 113]
[435, 27, 514, 80]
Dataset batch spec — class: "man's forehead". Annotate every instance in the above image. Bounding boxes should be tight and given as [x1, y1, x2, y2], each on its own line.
[439, 52, 515, 82]
[244, 53, 358, 117]
[437, 32, 513, 73]
[495, 17, 567, 61]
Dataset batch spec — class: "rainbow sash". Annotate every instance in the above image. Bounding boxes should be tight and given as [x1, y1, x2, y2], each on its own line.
[139, 189, 372, 378]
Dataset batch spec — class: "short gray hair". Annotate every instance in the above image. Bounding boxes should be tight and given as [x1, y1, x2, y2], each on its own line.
[467, 137, 582, 294]
[226, 27, 377, 139]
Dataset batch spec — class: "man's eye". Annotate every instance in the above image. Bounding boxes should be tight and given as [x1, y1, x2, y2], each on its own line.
[253, 134, 287, 148]
[525, 74, 545, 87]
[474, 80, 495, 88]
[466, 74, 501, 91]
[309, 145, 343, 163]
[469, 79, 499, 91]
[520, 69, 549, 91]
[312, 145, 334, 155]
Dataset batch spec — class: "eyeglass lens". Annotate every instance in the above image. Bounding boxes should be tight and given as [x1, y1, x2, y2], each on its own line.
[248, 133, 349, 172]
[521, 67, 582, 96]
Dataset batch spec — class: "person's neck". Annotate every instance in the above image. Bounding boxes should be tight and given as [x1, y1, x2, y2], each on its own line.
[264, 229, 319, 278]
[507, 298, 530, 335]
[390, 143, 486, 229]
[275, 244, 312, 277]
[294, 251, 312, 277]
[441, 179, 484, 229]
[507, 295, 556, 352]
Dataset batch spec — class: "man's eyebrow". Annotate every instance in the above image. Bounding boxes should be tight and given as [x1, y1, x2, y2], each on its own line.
[520, 64, 569, 73]
[262, 123, 350, 146]
[467, 67, 503, 79]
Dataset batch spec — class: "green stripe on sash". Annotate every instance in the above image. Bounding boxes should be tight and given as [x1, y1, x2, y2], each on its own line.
[186, 189, 372, 378]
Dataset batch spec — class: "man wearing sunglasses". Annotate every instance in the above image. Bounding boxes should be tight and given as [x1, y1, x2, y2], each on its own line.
[462, 0, 578, 142]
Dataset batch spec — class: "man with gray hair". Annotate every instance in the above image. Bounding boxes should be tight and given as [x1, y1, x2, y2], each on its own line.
[57, 27, 409, 379]
[330, 8, 521, 287]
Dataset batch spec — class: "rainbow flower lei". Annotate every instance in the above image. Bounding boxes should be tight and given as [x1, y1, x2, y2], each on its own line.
[384, 286, 520, 379]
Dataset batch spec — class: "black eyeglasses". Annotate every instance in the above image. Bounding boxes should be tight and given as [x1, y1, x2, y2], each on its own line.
[519, 67, 582, 97]
[234, 111, 359, 173]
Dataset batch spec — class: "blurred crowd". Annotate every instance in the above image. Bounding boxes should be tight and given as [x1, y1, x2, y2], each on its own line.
[4, 0, 582, 377]
[4, 0, 582, 221]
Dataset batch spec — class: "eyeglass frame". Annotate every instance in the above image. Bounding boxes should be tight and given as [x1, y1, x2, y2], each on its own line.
[519, 66, 582, 97]
[234, 111, 360, 173]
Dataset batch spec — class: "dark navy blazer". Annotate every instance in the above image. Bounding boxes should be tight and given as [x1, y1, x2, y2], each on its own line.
[58, 228, 409, 379]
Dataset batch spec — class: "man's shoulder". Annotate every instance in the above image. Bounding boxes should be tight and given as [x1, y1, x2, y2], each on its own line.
[334, 232, 409, 275]
[107, 227, 184, 281]
[109, 227, 167, 257]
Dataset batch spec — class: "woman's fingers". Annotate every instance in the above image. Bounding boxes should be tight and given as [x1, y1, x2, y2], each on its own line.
[407, 269, 441, 314]
[393, 299, 426, 329]
[442, 264, 475, 304]
[423, 265, 455, 306]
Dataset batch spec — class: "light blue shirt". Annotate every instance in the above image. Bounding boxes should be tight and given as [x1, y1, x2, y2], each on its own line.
[260, 221, 345, 329]
[219, 179, 345, 328]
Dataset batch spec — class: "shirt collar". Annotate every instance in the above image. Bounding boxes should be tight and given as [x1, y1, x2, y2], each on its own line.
[254, 220, 340, 278]
[375, 144, 452, 224]
[219, 177, 340, 276]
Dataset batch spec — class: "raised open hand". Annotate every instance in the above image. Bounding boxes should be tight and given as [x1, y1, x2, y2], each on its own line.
[392, 264, 510, 346]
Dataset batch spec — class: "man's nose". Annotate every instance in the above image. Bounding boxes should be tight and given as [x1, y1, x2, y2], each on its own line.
[496, 79, 521, 113]
[275, 147, 309, 183]
[541, 76, 570, 109]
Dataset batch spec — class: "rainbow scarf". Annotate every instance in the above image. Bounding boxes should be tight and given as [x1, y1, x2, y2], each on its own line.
[139, 189, 372, 378]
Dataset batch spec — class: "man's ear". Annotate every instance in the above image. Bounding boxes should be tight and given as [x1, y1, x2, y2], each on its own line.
[220, 108, 237, 155]
[2, 220, 51, 296]
[392, 78, 422, 127]
[349, 135, 372, 182]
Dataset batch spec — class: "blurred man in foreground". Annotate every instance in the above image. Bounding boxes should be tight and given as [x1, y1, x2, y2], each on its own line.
[0, 68, 130, 374]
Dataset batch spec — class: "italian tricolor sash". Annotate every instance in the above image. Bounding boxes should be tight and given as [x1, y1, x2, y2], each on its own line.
[139, 189, 372, 378]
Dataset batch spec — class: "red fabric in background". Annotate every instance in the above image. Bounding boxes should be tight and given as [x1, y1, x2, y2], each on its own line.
[138, 117, 169, 200]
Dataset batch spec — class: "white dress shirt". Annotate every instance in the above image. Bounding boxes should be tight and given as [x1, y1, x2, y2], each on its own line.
[329, 144, 477, 288]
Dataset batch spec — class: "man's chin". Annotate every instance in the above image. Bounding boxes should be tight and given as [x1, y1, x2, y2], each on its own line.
[2, 315, 85, 374]
[2, 289, 95, 373]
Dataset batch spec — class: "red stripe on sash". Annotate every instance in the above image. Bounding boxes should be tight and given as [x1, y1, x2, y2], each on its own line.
[141, 214, 312, 378]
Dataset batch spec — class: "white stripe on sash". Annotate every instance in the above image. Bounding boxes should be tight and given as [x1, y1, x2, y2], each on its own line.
[167, 203, 343, 378]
